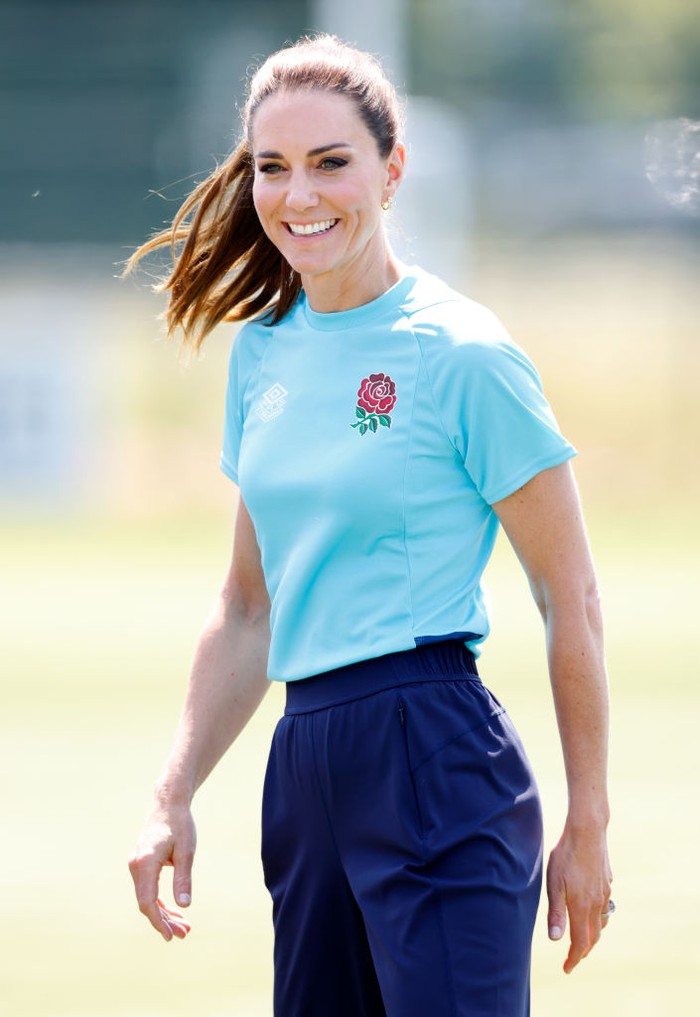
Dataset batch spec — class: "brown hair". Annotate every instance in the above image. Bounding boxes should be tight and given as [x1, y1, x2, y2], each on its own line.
[124, 34, 403, 350]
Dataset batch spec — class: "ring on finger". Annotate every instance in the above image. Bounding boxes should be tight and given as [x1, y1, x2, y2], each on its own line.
[601, 898, 616, 919]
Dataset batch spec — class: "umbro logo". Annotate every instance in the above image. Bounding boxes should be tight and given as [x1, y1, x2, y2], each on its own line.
[255, 382, 288, 422]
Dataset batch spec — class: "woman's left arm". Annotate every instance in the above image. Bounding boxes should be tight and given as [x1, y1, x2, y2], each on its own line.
[493, 461, 612, 974]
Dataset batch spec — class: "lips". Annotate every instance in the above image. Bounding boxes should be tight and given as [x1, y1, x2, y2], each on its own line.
[286, 218, 339, 236]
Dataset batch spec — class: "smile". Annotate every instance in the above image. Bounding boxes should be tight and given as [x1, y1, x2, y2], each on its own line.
[286, 219, 338, 236]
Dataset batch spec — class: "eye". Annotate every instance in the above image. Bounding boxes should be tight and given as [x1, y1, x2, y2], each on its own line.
[319, 157, 347, 171]
[257, 162, 285, 175]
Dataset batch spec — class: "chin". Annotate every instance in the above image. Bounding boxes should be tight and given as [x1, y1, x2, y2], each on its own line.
[284, 251, 339, 277]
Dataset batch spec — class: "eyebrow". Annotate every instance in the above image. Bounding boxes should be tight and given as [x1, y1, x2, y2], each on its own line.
[255, 142, 353, 159]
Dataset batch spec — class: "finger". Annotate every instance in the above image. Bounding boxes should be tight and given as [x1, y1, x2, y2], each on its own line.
[157, 899, 192, 940]
[546, 881, 567, 944]
[128, 852, 160, 914]
[600, 890, 614, 929]
[129, 855, 174, 942]
[563, 927, 589, 974]
[563, 900, 603, 974]
[142, 898, 177, 941]
[172, 842, 195, 909]
[142, 901, 190, 942]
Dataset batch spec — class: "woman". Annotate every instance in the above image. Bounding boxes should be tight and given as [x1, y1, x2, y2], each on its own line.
[127, 34, 612, 1017]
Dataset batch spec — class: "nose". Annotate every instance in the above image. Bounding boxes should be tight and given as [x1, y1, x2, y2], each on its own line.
[285, 169, 319, 212]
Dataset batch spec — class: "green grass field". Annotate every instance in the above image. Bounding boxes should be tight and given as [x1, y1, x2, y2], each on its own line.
[2, 230, 699, 1013]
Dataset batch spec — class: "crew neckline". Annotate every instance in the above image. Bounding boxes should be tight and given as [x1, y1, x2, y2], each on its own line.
[302, 266, 417, 332]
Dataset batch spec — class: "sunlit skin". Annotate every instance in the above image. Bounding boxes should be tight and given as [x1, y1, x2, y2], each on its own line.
[250, 89, 406, 313]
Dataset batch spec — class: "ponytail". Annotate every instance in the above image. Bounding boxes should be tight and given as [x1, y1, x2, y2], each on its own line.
[123, 139, 301, 350]
[125, 34, 401, 350]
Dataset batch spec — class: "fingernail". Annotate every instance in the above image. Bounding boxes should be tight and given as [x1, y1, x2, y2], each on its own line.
[177, 893, 191, 906]
[549, 926, 563, 940]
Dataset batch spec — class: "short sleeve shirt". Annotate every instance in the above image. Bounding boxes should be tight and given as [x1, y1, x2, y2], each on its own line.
[221, 266, 576, 681]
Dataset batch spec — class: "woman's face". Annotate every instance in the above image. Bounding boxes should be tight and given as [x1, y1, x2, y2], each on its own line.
[250, 89, 404, 303]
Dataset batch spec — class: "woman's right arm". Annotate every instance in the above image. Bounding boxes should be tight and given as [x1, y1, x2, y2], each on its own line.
[128, 498, 271, 941]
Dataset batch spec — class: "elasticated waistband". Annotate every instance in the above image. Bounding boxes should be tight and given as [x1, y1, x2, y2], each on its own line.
[284, 640, 479, 714]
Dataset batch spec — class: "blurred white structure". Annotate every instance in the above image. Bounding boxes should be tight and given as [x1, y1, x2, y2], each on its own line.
[477, 119, 686, 233]
[395, 96, 473, 286]
[312, 0, 473, 286]
[313, 0, 408, 88]
[0, 256, 113, 513]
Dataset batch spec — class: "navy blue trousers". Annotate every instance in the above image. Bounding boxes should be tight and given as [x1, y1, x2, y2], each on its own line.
[261, 642, 543, 1017]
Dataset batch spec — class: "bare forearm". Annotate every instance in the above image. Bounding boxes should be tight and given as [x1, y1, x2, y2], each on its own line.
[544, 592, 610, 825]
[129, 497, 270, 940]
[494, 465, 613, 969]
[156, 594, 270, 807]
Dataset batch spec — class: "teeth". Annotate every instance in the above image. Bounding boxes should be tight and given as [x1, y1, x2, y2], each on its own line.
[288, 219, 337, 236]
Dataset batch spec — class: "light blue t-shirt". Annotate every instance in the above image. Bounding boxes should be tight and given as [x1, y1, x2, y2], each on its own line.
[221, 266, 576, 682]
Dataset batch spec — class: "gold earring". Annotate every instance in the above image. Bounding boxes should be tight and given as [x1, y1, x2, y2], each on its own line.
[381, 197, 392, 211]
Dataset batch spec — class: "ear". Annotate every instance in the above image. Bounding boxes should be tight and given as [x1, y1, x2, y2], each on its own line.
[385, 141, 406, 197]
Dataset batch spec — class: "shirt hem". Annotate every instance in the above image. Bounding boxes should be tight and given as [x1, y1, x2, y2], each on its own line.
[220, 456, 239, 484]
[483, 446, 577, 505]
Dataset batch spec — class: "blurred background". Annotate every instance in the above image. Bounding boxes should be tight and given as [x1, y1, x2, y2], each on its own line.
[2, 0, 699, 1013]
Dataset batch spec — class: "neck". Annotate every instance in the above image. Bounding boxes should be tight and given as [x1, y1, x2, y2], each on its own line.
[302, 246, 403, 314]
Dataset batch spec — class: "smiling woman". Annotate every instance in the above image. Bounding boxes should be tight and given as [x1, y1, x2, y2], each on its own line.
[123, 34, 405, 346]
[125, 32, 612, 1017]
[250, 89, 404, 311]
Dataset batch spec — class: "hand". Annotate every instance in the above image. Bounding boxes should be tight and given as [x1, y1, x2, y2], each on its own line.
[546, 819, 613, 974]
[128, 801, 197, 941]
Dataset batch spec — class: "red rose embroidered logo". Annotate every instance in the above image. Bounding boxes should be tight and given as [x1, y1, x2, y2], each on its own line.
[351, 373, 397, 435]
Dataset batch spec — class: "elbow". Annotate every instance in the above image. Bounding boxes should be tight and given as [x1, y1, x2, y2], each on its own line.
[219, 578, 270, 629]
[234, 593, 270, 629]
[527, 574, 548, 621]
[532, 573, 604, 634]
[530, 584, 547, 622]
[240, 598, 271, 629]
[583, 576, 604, 635]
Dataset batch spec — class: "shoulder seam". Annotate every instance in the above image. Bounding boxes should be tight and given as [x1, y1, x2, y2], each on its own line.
[234, 322, 274, 424]
[398, 309, 462, 460]
[402, 295, 466, 319]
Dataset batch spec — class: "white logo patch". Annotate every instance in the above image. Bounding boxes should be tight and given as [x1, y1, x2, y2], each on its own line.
[255, 382, 288, 422]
